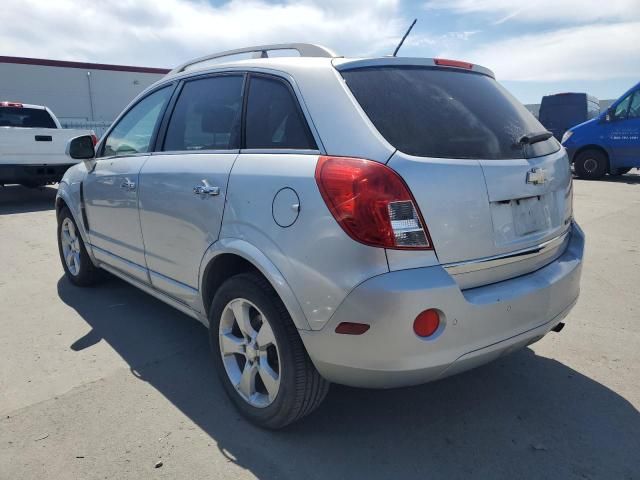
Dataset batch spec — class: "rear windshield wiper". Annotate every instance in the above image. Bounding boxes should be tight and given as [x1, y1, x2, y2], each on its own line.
[518, 131, 553, 145]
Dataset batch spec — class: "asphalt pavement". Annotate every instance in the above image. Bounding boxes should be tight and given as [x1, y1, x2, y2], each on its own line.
[1, 174, 639, 479]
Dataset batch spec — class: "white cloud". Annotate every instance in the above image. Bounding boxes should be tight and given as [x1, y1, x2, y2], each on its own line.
[0, 0, 407, 67]
[443, 22, 640, 82]
[425, 0, 640, 24]
[1, 0, 637, 85]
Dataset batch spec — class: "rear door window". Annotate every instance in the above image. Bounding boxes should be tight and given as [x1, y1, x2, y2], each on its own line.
[341, 66, 559, 159]
[0, 108, 56, 128]
[163, 75, 244, 151]
[244, 75, 316, 150]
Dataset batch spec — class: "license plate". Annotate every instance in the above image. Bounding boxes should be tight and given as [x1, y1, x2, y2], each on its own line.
[512, 197, 547, 236]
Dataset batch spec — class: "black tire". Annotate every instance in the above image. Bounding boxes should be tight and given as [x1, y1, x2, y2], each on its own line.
[209, 272, 329, 429]
[57, 207, 101, 286]
[574, 149, 608, 179]
[612, 167, 632, 176]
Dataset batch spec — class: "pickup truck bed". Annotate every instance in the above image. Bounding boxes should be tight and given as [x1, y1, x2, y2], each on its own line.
[0, 102, 92, 186]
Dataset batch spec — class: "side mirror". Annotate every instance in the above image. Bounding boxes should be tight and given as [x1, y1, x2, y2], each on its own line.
[605, 107, 614, 122]
[66, 135, 96, 160]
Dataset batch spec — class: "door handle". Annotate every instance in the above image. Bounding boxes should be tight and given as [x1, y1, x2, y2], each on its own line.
[120, 180, 136, 191]
[193, 180, 220, 197]
[193, 185, 220, 196]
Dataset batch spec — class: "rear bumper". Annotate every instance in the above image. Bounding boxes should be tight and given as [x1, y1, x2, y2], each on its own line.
[0, 163, 75, 185]
[300, 222, 584, 388]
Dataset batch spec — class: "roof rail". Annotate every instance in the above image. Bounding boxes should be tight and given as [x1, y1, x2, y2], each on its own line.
[168, 43, 337, 75]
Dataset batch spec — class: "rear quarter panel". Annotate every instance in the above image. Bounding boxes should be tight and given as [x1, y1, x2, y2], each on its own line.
[220, 153, 389, 330]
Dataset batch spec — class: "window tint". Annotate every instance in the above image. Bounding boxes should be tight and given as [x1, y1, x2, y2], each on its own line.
[612, 94, 632, 121]
[628, 92, 640, 119]
[342, 67, 559, 160]
[102, 86, 172, 157]
[0, 107, 56, 128]
[245, 76, 316, 149]
[164, 75, 243, 151]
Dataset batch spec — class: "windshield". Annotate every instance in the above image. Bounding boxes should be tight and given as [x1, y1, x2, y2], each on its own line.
[341, 66, 559, 160]
[0, 107, 57, 128]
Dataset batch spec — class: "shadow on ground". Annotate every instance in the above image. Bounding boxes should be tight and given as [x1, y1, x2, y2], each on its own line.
[58, 276, 639, 479]
[0, 185, 57, 214]
[574, 169, 640, 185]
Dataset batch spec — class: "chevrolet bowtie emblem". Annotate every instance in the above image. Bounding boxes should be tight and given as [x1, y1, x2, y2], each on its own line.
[526, 167, 547, 185]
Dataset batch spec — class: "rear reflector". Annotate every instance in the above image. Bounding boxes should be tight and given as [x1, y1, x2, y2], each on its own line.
[413, 309, 440, 337]
[434, 58, 473, 70]
[315, 156, 433, 250]
[0, 101, 23, 107]
[335, 322, 370, 335]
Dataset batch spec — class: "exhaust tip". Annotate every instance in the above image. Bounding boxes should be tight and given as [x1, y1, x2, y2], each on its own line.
[551, 322, 565, 333]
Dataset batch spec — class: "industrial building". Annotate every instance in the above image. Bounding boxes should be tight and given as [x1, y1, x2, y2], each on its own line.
[0, 56, 169, 136]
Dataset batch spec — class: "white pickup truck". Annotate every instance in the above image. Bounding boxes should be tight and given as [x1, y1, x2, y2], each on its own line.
[0, 101, 95, 187]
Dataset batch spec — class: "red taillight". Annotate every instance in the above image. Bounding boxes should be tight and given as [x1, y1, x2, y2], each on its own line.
[434, 58, 473, 70]
[315, 156, 432, 250]
[90, 134, 98, 146]
[0, 101, 23, 107]
[413, 309, 440, 337]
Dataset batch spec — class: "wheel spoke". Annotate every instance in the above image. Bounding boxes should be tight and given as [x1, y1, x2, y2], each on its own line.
[61, 229, 72, 247]
[258, 359, 279, 401]
[231, 300, 254, 339]
[219, 297, 281, 408]
[220, 332, 245, 356]
[66, 251, 75, 267]
[67, 221, 77, 240]
[238, 362, 258, 398]
[256, 321, 276, 350]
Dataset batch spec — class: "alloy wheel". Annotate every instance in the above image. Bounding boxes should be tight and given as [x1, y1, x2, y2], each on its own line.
[60, 217, 81, 276]
[219, 298, 281, 408]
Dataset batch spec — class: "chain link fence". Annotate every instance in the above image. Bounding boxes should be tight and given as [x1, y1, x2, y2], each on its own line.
[60, 120, 112, 139]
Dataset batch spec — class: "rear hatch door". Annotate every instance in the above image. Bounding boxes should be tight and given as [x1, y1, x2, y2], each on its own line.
[339, 60, 572, 284]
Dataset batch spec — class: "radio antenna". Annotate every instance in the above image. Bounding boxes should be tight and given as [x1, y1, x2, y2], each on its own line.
[392, 18, 417, 57]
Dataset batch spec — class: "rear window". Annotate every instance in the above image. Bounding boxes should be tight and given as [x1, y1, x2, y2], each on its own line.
[341, 67, 559, 160]
[0, 107, 57, 128]
[245, 76, 316, 150]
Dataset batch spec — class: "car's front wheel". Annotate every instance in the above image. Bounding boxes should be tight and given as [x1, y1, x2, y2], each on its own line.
[209, 272, 329, 429]
[57, 207, 101, 286]
[574, 149, 608, 179]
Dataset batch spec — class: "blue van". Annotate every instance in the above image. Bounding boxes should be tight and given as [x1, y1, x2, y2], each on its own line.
[563, 82, 640, 178]
[539, 93, 600, 141]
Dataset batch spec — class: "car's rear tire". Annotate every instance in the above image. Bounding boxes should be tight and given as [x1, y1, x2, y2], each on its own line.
[612, 167, 632, 176]
[57, 207, 101, 286]
[209, 272, 329, 429]
[574, 149, 608, 179]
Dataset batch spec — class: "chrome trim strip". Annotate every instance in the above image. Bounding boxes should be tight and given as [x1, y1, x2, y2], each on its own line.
[90, 243, 149, 279]
[99, 264, 204, 324]
[444, 228, 571, 275]
[149, 269, 199, 296]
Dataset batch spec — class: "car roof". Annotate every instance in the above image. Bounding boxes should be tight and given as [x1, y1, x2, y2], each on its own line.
[161, 43, 495, 82]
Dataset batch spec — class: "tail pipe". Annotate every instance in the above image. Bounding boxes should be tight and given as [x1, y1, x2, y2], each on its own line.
[551, 322, 565, 333]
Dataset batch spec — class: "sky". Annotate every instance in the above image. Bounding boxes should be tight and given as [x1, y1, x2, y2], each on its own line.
[1, 0, 639, 104]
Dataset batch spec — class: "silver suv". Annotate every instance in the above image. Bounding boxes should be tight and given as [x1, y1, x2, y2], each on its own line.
[57, 43, 584, 428]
